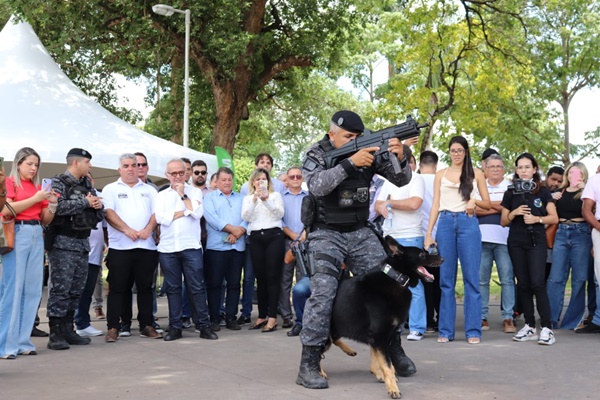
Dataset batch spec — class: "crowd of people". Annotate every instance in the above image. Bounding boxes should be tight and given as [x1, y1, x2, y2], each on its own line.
[1, 111, 600, 391]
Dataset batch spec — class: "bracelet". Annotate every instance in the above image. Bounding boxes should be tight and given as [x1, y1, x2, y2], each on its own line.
[0, 190, 6, 197]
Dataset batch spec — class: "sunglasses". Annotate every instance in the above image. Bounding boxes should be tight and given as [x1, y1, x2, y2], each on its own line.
[194, 170, 208, 176]
[288, 174, 303, 180]
[137, 163, 148, 167]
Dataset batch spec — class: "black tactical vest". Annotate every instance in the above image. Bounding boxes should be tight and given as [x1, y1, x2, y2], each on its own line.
[314, 137, 374, 230]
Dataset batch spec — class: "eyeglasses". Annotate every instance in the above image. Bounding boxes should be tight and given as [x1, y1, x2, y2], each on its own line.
[449, 149, 465, 155]
[194, 170, 207, 176]
[288, 174, 303, 180]
[137, 163, 148, 167]
[167, 171, 186, 177]
[486, 165, 504, 170]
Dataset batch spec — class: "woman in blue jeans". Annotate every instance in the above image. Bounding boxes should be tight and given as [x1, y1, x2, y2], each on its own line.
[0, 147, 57, 359]
[425, 136, 490, 344]
[546, 162, 591, 329]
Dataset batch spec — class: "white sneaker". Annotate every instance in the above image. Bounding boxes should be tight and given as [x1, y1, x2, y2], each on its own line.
[512, 324, 538, 342]
[76, 326, 104, 337]
[538, 327, 556, 345]
[407, 331, 424, 341]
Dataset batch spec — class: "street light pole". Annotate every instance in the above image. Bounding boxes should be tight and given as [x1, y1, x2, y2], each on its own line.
[152, 4, 190, 148]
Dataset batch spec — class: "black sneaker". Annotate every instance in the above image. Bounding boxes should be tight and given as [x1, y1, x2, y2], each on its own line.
[210, 321, 221, 332]
[181, 318, 192, 329]
[31, 327, 49, 337]
[237, 315, 251, 326]
[199, 327, 218, 340]
[575, 321, 600, 334]
[226, 319, 241, 331]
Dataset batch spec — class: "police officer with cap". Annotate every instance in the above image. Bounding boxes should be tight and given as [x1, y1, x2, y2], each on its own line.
[296, 111, 415, 389]
[46, 148, 104, 350]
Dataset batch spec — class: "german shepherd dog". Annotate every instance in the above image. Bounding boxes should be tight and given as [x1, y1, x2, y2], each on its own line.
[324, 236, 443, 398]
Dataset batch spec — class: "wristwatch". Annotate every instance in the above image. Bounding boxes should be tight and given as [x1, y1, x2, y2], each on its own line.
[539, 217, 543, 224]
[181, 194, 189, 201]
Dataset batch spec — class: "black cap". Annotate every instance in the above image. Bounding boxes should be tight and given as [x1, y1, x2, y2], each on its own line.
[67, 148, 92, 160]
[331, 110, 364, 135]
[481, 148, 498, 161]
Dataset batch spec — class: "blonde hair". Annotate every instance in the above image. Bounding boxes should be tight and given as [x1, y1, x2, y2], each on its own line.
[248, 168, 272, 195]
[10, 147, 41, 188]
[562, 161, 588, 200]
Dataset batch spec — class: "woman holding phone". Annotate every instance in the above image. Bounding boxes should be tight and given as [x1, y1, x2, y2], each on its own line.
[546, 162, 591, 330]
[0, 147, 57, 359]
[241, 168, 285, 332]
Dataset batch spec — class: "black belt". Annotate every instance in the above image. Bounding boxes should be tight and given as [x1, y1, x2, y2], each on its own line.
[15, 220, 41, 225]
[250, 227, 282, 235]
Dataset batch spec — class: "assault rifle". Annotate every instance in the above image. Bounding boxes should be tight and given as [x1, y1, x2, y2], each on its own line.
[324, 115, 428, 174]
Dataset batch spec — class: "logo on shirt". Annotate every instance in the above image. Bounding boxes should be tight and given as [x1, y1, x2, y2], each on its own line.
[533, 198, 543, 208]
[118, 193, 128, 199]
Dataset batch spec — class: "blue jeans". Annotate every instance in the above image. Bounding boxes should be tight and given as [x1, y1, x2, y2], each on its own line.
[436, 211, 482, 340]
[394, 236, 426, 334]
[75, 263, 102, 330]
[292, 276, 311, 325]
[547, 223, 592, 329]
[159, 248, 210, 329]
[0, 224, 44, 356]
[204, 249, 244, 322]
[479, 242, 515, 320]
[240, 237, 255, 318]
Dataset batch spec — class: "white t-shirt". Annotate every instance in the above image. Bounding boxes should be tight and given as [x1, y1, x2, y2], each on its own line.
[154, 184, 204, 253]
[582, 174, 600, 219]
[421, 174, 437, 238]
[377, 174, 425, 239]
[102, 178, 157, 251]
[475, 178, 510, 245]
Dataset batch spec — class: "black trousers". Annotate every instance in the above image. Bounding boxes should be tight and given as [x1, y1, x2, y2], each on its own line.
[106, 248, 158, 331]
[250, 228, 285, 319]
[508, 230, 552, 328]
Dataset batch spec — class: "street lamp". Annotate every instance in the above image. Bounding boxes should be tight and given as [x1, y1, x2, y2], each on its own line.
[152, 4, 191, 148]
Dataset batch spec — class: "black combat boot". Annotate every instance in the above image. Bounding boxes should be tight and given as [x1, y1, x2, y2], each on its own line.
[390, 332, 416, 377]
[61, 311, 91, 345]
[47, 317, 70, 350]
[296, 345, 328, 389]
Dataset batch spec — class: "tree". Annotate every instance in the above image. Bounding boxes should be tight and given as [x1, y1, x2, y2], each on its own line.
[527, 0, 600, 166]
[5, 0, 368, 155]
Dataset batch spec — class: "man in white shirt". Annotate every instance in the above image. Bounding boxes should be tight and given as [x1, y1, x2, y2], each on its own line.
[475, 154, 516, 333]
[376, 173, 427, 341]
[102, 153, 161, 342]
[154, 159, 217, 341]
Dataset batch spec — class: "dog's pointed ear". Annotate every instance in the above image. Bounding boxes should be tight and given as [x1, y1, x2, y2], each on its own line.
[384, 236, 404, 255]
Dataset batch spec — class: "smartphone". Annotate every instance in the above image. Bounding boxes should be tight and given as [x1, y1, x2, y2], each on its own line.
[258, 180, 268, 192]
[41, 178, 53, 191]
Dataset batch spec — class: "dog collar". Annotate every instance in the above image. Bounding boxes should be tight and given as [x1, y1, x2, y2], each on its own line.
[382, 264, 410, 287]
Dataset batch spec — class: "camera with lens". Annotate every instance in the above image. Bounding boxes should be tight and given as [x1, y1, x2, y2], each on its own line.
[508, 178, 536, 194]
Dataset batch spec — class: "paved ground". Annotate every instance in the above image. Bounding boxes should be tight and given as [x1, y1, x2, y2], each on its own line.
[2, 294, 600, 400]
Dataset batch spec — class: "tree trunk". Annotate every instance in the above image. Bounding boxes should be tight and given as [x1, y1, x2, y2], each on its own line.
[561, 94, 571, 167]
[210, 81, 248, 155]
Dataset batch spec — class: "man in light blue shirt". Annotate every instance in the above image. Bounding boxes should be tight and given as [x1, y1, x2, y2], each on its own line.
[203, 167, 247, 331]
[278, 167, 308, 329]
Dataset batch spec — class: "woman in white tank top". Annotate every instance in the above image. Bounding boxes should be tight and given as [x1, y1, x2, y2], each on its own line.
[424, 136, 490, 344]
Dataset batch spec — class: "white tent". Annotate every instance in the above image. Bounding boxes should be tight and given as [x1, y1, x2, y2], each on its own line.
[0, 17, 217, 188]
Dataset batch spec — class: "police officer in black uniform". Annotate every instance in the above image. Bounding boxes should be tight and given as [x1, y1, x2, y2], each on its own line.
[297, 111, 415, 389]
[46, 148, 104, 350]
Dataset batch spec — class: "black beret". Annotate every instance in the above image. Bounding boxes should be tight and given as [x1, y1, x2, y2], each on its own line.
[67, 148, 92, 160]
[481, 148, 498, 161]
[332, 110, 364, 135]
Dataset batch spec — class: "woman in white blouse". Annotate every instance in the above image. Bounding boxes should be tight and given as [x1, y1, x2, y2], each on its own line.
[242, 168, 285, 332]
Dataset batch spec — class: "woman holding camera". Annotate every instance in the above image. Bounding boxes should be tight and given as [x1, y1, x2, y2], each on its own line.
[501, 153, 558, 345]
[424, 136, 491, 344]
[0, 147, 57, 359]
[242, 168, 285, 332]
[546, 162, 591, 330]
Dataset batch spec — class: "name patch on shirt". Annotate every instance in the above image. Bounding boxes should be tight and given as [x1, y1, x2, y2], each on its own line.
[118, 193, 128, 199]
